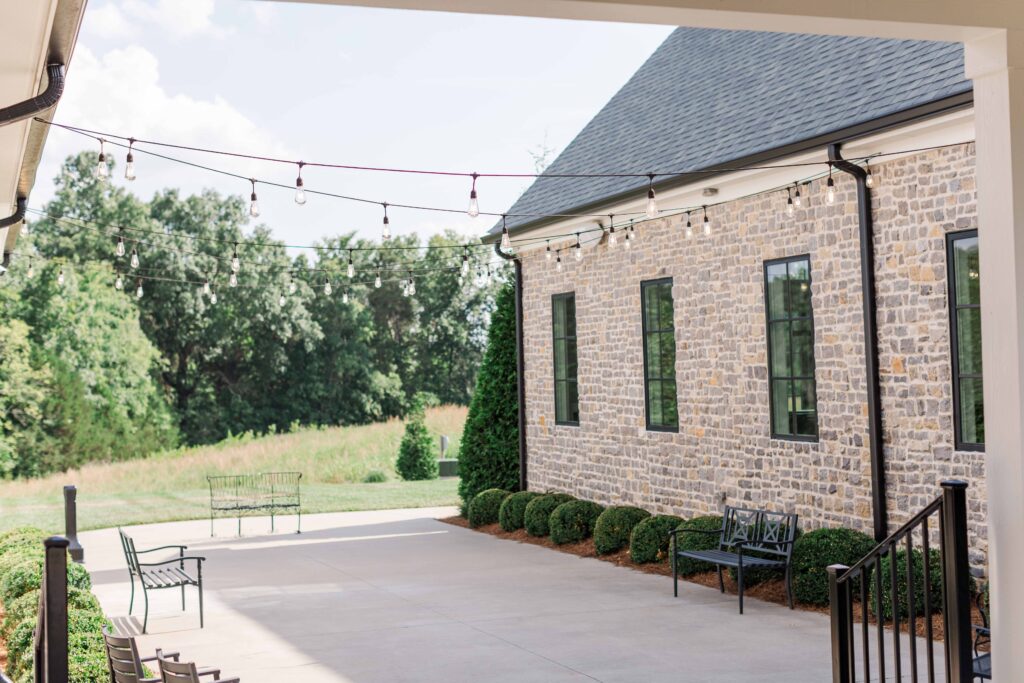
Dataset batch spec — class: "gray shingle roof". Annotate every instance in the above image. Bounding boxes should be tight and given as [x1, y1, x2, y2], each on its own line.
[494, 28, 969, 234]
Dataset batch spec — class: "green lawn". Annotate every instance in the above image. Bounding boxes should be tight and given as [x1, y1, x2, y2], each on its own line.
[0, 406, 465, 533]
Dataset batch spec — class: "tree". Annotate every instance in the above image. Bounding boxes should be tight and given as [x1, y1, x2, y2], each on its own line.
[457, 279, 519, 512]
[0, 320, 51, 477]
[395, 394, 438, 480]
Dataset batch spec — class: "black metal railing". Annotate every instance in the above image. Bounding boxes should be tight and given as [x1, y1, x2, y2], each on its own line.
[33, 537, 69, 683]
[828, 480, 974, 683]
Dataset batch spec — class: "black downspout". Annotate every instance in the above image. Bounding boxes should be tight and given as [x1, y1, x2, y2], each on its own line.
[0, 64, 65, 126]
[828, 143, 888, 542]
[495, 242, 527, 491]
[0, 197, 28, 270]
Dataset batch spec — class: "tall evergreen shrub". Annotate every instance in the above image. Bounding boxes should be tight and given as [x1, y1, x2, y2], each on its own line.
[457, 280, 519, 513]
[395, 395, 438, 481]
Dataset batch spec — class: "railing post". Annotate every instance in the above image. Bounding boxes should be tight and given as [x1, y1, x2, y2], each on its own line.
[940, 480, 973, 683]
[63, 485, 84, 563]
[35, 537, 69, 683]
[828, 564, 853, 683]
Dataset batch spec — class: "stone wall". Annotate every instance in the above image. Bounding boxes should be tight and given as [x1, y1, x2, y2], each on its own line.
[520, 143, 987, 569]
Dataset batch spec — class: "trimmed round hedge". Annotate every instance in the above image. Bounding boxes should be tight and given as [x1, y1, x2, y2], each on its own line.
[468, 488, 512, 527]
[549, 500, 605, 545]
[673, 516, 723, 576]
[869, 547, 946, 620]
[792, 527, 876, 605]
[524, 493, 575, 537]
[593, 506, 651, 555]
[499, 491, 540, 532]
[630, 514, 683, 564]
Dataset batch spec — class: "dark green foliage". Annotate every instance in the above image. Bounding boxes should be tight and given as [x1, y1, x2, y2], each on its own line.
[468, 488, 512, 527]
[726, 526, 803, 587]
[550, 500, 605, 545]
[457, 281, 520, 513]
[870, 548, 955, 620]
[524, 493, 575, 537]
[395, 396, 438, 481]
[362, 470, 387, 483]
[593, 506, 651, 555]
[499, 491, 540, 532]
[673, 516, 723, 576]
[792, 527, 877, 605]
[630, 514, 684, 564]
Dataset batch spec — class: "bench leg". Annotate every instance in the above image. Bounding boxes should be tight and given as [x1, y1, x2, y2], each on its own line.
[297, 507, 301, 534]
[785, 564, 794, 610]
[271, 509, 275, 533]
[238, 515, 242, 537]
[737, 563, 744, 615]
[142, 587, 150, 634]
[210, 512, 214, 538]
[716, 566, 725, 593]
[198, 580, 204, 629]
[672, 552, 678, 598]
[181, 583, 186, 611]
[128, 574, 135, 615]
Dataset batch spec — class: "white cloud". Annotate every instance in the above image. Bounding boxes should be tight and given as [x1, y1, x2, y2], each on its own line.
[92, 0, 229, 39]
[85, 3, 135, 39]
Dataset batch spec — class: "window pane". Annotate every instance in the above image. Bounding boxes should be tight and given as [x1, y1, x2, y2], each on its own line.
[956, 308, 983, 375]
[658, 331, 676, 380]
[566, 341, 578, 379]
[772, 380, 792, 435]
[658, 285, 674, 330]
[646, 333, 661, 378]
[553, 298, 566, 338]
[566, 382, 579, 423]
[766, 263, 788, 319]
[554, 341, 567, 380]
[648, 380, 663, 426]
[565, 296, 577, 337]
[660, 380, 678, 428]
[770, 321, 791, 376]
[792, 319, 814, 377]
[789, 259, 812, 318]
[953, 236, 980, 306]
[792, 380, 818, 437]
[555, 381, 567, 422]
[959, 377, 984, 444]
[644, 286, 661, 329]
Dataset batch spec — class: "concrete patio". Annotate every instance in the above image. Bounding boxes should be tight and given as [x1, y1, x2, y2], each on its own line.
[81, 507, 848, 682]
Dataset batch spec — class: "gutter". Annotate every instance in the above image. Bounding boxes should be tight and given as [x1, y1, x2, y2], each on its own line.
[0, 64, 65, 126]
[828, 143, 888, 542]
[0, 197, 27, 270]
[494, 242, 528, 491]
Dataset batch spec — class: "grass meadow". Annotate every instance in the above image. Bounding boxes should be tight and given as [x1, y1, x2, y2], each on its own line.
[0, 406, 466, 533]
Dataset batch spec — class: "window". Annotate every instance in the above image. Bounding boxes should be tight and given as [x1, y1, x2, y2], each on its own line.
[552, 292, 579, 425]
[641, 278, 678, 431]
[765, 256, 818, 440]
[947, 231, 984, 450]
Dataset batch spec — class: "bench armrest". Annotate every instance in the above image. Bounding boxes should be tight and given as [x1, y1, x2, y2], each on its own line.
[142, 650, 180, 663]
[137, 556, 205, 567]
[134, 544, 188, 554]
[196, 667, 221, 678]
[732, 539, 795, 549]
[669, 528, 721, 540]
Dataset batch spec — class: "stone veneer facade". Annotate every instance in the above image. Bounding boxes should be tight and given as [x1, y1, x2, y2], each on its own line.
[520, 143, 987, 570]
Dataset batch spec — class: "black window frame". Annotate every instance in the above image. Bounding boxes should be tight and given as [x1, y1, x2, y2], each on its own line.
[946, 230, 985, 452]
[640, 277, 679, 433]
[551, 291, 580, 427]
[764, 254, 819, 442]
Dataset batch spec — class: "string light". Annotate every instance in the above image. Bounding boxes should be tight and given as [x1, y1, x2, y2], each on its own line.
[461, 248, 470, 274]
[116, 233, 126, 258]
[865, 162, 876, 189]
[628, 219, 636, 246]
[556, 251, 563, 272]
[685, 212, 693, 239]
[500, 214, 512, 251]
[210, 289, 218, 305]
[279, 293, 286, 307]
[135, 279, 143, 299]
[294, 162, 307, 205]
[607, 214, 617, 248]
[114, 272, 123, 290]
[702, 206, 711, 236]
[645, 173, 659, 218]
[323, 278, 332, 296]
[545, 241, 552, 260]
[125, 138, 137, 181]
[407, 271, 416, 296]
[27, 260, 34, 279]
[374, 270, 382, 288]
[786, 188, 795, 216]
[130, 248, 140, 269]
[574, 233, 583, 261]
[467, 173, 480, 218]
[229, 272, 238, 288]
[58, 269, 65, 286]
[231, 245, 240, 273]
[203, 280, 211, 296]
[381, 203, 391, 241]
[95, 139, 109, 179]
[249, 179, 260, 218]
[825, 165, 836, 205]
[347, 251, 355, 278]
[342, 290, 349, 304]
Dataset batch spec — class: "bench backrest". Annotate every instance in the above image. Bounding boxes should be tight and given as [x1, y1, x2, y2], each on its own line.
[719, 506, 798, 559]
[103, 627, 146, 683]
[207, 472, 302, 505]
[118, 528, 141, 576]
[158, 658, 202, 683]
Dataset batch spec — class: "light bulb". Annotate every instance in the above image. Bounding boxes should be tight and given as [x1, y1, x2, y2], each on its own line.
[130, 250, 140, 269]
[231, 249, 240, 273]
[125, 153, 136, 181]
[501, 227, 512, 251]
[468, 192, 479, 218]
[229, 272, 238, 288]
[556, 254, 563, 272]
[279, 294, 286, 307]
[294, 165, 306, 205]
[288, 279, 297, 295]
[409, 280, 416, 296]
[136, 281, 144, 299]
[210, 290, 218, 305]
[382, 205, 391, 241]
[545, 243, 552, 261]
[794, 188, 803, 208]
[645, 174, 659, 218]
[96, 144, 109, 179]
[787, 195, 795, 216]
[462, 255, 470, 274]
[58, 269, 65, 286]
[115, 274, 123, 290]
[347, 261, 355, 279]
[374, 272, 382, 289]
[826, 176, 836, 205]
[685, 216, 693, 239]
[865, 166, 876, 189]
[402, 282, 409, 297]
[324, 280, 332, 296]
[703, 214, 712, 236]
[574, 242, 583, 261]
[624, 230, 632, 249]
[203, 281, 211, 296]
[458, 274, 464, 286]
[27, 262, 34, 279]
[608, 229, 617, 247]
[250, 195, 260, 218]
[342, 291, 349, 304]
[116, 236, 126, 258]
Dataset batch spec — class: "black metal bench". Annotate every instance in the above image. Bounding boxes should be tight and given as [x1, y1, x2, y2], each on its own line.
[207, 471, 302, 536]
[118, 529, 205, 634]
[670, 506, 798, 614]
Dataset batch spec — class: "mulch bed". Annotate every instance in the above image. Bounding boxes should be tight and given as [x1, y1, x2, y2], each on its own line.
[441, 516, 987, 648]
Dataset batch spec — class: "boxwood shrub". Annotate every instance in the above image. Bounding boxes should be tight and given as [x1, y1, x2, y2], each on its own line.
[791, 527, 877, 605]
[524, 493, 575, 537]
[549, 500, 605, 545]
[498, 491, 540, 532]
[629, 514, 683, 564]
[593, 506, 651, 555]
[467, 488, 512, 527]
[869, 547, 948, 620]
[673, 516, 723, 576]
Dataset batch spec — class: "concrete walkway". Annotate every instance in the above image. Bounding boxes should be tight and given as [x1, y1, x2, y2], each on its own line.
[81, 507, 840, 682]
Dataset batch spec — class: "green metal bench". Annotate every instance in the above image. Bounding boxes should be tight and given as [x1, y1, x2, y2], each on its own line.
[118, 529, 204, 634]
[207, 472, 302, 536]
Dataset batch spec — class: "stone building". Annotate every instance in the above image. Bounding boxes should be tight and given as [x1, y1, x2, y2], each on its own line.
[489, 28, 986, 566]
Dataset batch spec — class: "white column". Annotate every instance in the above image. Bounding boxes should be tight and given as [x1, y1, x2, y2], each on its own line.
[965, 29, 1024, 682]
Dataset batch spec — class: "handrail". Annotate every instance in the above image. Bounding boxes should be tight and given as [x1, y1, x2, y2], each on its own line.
[838, 496, 943, 581]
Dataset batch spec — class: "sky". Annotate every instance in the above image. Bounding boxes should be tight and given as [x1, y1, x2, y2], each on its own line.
[36, 0, 673, 253]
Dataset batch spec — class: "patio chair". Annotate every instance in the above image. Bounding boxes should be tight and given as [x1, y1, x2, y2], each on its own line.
[973, 586, 991, 681]
[158, 657, 239, 683]
[103, 627, 180, 683]
[119, 528, 205, 633]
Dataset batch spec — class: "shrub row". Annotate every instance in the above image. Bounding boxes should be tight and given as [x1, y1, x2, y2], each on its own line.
[465, 491, 960, 618]
[0, 527, 110, 683]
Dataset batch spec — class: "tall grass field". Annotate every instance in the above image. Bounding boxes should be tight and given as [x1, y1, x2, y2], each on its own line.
[0, 406, 466, 533]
